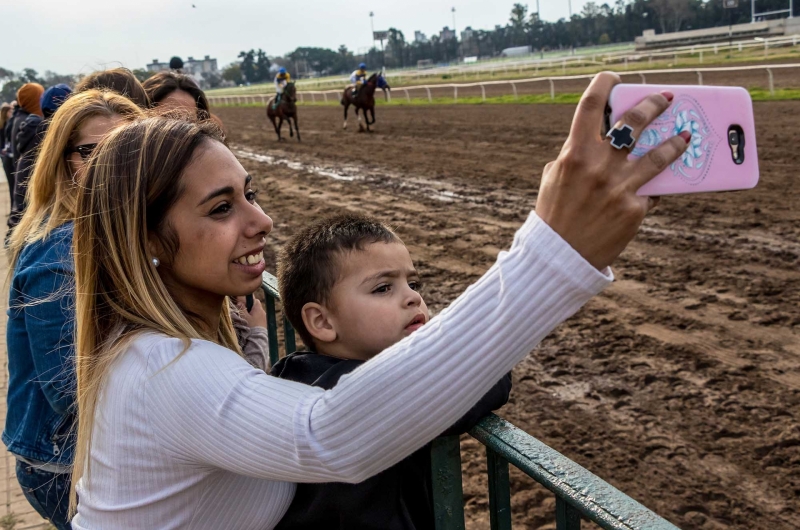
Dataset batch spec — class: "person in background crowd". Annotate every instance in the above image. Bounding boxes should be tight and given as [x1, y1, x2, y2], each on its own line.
[274, 67, 291, 108]
[9, 84, 44, 185]
[8, 84, 72, 232]
[143, 71, 210, 119]
[74, 67, 149, 109]
[350, 62, 368, 97]
[4, 90, 144, 530]
[0, 103, 13, 202]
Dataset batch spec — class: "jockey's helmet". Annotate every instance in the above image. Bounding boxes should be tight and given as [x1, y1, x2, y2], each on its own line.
[359, 63, 367, 70]
[279, 67, 287, 75]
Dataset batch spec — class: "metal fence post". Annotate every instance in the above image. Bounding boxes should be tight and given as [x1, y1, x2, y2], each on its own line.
[264, 293, 280, 366]
[767, 68, 775, 96]
[487, 449, 512, 530]
[481, 84, 486, 102]
[431, 436, 465, 530]
[699, 50, 703, 63]
[299, 92, 304, 103]
[426, 86, 432, 103]
[454, 86, 458, 103]
[311, 92, 316, 103]
[283, 315, 296, 354]
[549, 78, 555, 100]
[404, 88, 410, 102]
[323, 92, 328, 103]
[696, 70, 703, 86]
[639, 72, 646, 84]
[510, 82, 518, 100]
[555, 498, 582, 530]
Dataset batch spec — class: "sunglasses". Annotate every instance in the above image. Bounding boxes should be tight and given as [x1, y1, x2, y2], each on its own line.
[65, 143, 98, 160]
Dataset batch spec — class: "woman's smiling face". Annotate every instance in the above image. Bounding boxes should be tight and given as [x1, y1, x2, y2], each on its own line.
[151, 140, 272, 314]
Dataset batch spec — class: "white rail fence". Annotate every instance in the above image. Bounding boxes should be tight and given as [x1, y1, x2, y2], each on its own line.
[207, 63, 800, 107]
[213, 35, 800, 96]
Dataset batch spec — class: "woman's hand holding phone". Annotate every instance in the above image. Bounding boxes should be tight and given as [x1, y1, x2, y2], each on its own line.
[535, 72, 690, 271]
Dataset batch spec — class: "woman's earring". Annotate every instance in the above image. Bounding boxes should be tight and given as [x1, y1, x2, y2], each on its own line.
[151, 257, 160, 268]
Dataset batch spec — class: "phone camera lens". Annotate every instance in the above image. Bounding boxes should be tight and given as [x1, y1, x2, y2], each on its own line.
[729, 131, 739, 145]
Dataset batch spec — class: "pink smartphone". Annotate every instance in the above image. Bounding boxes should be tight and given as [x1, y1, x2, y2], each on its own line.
[607, 84, 759, 196]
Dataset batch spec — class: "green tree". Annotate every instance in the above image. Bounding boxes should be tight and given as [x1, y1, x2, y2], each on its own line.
[238, 50, 256, 83]
[132, 69, 156, 83]
[254, 49, 271, 83]
[222, 63, 243, 85]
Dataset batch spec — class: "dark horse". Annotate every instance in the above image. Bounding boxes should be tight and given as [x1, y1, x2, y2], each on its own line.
[340, 73, 391, 132]
[266, 82, 301, 142]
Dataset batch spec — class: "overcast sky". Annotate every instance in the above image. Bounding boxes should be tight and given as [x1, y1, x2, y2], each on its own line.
[5, 0, 593, 75]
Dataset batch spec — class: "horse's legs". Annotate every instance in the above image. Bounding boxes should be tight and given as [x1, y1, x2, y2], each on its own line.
[277, 117, 284, 141]
[270, 115, 281, 141]
[293, 116, 301, 142]
[343, 102, 349, 130]
[356, 108, 365, 132]
[288, 116, 294, 138]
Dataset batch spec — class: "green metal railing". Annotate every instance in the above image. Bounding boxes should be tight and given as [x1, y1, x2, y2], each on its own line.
[260, 272, 680, 530]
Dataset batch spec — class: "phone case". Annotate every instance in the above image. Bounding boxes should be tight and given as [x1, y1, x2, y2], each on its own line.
[608, 84, 759, 196]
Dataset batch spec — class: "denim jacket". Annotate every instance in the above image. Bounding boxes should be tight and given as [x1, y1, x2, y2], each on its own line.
[3, 222, 75, 466]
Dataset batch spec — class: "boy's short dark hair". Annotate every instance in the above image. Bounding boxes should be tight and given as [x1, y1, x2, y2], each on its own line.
[278, 214, 399, 350]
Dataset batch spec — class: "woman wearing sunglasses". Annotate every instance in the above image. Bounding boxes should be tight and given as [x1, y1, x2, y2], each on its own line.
[4, 89, 143, 530]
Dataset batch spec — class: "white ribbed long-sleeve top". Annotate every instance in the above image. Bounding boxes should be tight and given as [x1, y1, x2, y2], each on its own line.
[72, 213, 613, 530]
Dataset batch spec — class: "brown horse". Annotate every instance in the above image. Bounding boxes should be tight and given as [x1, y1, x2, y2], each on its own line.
[266, 82, 301, 142]
[340, 73, 390, 132]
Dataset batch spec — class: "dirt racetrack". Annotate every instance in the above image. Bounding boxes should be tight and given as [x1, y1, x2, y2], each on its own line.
[214, 101, 799, 530]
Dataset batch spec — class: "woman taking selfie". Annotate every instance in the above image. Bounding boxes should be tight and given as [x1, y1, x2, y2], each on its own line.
[4, 90, 143, 529]
[69, 73, 689, 528]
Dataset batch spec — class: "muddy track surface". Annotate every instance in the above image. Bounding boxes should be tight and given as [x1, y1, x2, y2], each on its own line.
[215, 103, 800, 530]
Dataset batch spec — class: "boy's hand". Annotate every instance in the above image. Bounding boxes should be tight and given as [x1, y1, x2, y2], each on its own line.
[236, 295, 267, 329]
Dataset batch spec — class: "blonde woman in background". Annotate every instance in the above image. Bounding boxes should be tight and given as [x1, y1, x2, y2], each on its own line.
[4, 90, 143, 529]
[68, 73, 689, 528]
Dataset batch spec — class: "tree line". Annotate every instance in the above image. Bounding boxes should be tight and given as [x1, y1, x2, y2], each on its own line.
[3, 0, 798, 93]
[223, 0, 798, 80]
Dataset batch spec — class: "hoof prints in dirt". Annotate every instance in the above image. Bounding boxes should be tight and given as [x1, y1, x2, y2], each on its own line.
[217, 104, 800, 530]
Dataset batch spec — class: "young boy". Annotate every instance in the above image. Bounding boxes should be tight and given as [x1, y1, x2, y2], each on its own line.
[271, 213, 511, 530]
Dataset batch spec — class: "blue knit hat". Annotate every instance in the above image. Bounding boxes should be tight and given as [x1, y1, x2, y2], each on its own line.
[40, 84, 72, 114]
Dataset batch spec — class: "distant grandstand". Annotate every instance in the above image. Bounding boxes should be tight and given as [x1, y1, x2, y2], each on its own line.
[635, 18, 800, 50]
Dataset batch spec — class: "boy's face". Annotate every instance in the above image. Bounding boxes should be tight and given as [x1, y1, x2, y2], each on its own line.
[324, 242, 429, 361]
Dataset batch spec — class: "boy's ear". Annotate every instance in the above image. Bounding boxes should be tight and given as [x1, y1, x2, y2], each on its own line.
[302, 302, 337, 345]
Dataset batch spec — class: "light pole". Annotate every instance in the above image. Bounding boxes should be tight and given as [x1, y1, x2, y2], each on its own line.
[369, 11, 375, 41]
[452, 6, 457, 34]
[568, 0, 572, 18]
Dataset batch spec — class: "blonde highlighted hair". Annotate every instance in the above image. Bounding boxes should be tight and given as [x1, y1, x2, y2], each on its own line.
[70, 117, 240, 513]
[8, 90, 143, 267]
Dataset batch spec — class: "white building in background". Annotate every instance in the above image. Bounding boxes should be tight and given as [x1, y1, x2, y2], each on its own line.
[184, 56, 219, 76]
[439, 27, 456, 41]
[414, 31, 428, 44]
[147, 59, 170, 72]
[146, 55, 218, 75]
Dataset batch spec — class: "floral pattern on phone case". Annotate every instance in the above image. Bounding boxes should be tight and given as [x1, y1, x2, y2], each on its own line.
[632, 95, 721, 185]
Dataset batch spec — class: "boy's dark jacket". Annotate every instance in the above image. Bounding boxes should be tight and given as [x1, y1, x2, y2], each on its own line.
[270, 351, 512, 530]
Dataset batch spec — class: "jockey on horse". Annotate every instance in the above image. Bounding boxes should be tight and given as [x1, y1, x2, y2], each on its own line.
[350, 63, 368, 97]
[340, 69, 390, 133]
[273, 67, 291, 108]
